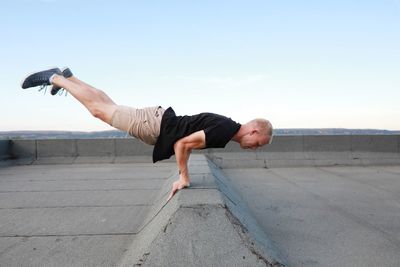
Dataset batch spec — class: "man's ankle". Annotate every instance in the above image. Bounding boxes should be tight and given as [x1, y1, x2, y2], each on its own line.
[49, 74, 62, 85]
[179, 178, 190, 186]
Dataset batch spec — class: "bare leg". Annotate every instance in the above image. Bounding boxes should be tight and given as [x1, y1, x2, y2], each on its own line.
[51, 74, 117, 125]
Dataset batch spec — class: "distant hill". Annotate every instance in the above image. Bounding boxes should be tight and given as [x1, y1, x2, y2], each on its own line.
[276, 128, 400, 135]
[0, 129, 399, 140]
[0, 130, 128, 140]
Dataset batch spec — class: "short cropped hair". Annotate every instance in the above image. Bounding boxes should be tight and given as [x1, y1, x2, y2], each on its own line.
[249, 118, 273, 144]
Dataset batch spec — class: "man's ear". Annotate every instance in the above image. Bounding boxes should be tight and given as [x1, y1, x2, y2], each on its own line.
[250, 129, 259, 135]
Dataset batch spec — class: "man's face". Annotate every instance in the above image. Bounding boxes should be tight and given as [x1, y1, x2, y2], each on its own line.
[240, 131, 271, 150]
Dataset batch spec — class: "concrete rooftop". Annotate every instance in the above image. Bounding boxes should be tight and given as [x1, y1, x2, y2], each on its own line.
[0, 135, 400, 266]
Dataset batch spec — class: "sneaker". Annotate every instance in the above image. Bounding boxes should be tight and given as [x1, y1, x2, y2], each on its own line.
[21, 68, 62, 89]
[50, 67, 73, 95]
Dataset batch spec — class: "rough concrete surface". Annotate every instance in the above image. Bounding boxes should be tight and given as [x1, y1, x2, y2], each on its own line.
[1, 136, 400, 267]
[0, 155, 284, 267]
[223, 165, 400, 267]
[0, 162, 176, 266]
[117, 155, 284, 267]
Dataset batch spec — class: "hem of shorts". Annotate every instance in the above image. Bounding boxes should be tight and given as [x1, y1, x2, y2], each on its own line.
[110, 107, 119, 127]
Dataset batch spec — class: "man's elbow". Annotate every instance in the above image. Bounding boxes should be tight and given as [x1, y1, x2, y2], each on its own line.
[173, 140, 191, 153]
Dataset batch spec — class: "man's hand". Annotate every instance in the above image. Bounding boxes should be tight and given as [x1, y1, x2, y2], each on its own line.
[167, 130, 205, 201]
[167, 179, 190, 201]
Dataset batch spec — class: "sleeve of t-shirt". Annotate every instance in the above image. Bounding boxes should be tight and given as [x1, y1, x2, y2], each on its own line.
[204, 119, 240, 148]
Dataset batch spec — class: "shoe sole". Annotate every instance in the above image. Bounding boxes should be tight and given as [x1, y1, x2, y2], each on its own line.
[20, 66, 59, 89]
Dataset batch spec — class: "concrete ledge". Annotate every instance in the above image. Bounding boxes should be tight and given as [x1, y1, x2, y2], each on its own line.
[304, 135, 352, 151]
[76, 139, 115, 157]
[6, 139, 153, 165]
[115, 139, 153, 156]
[37, 139, 77, 158]
[265, 135, 304, 152]
[0, 140, 10, 159]
[0, 140, 12, 167]
[117, 155, 285, 266]
[351, 135, 399, 152]
[207, 135, 400, 168]
[3, 135, 400, 167]
[207, 157, 286, 266]
[10, 139, 36, 160]
[208, 151, 400, 168]
[219, 135, 400, 153]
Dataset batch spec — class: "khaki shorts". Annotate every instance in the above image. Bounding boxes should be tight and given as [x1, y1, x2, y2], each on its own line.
[110, 105, 165, 145]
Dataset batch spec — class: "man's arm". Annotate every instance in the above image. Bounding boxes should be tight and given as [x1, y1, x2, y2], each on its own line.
[167, 130, 206, 201]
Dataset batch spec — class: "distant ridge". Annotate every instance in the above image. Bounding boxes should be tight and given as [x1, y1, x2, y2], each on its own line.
[1, 128, 399, 140]
[276, 128, 400, 135]
[0, 130, 128, 140]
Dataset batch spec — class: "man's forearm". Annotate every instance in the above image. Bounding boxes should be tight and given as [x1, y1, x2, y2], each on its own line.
[173, 130, 206, 186]
[175, 142, 191, 184]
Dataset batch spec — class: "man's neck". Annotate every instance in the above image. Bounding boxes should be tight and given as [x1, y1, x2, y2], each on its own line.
[232, 125, 248, 143]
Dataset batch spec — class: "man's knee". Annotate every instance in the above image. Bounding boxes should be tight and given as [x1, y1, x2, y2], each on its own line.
[90, 108, 103, 119]
[89, 103, 117, 124]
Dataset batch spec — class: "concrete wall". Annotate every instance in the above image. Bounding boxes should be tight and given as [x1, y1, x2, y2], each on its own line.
[219, 135, 400, 153]
[9, 138, 154, 164]
[4, 135, 400, 167]
[208, 135, 400, 168]
[0, 140, 10, 161]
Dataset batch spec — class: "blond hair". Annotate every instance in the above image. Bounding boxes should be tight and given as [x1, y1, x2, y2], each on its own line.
[249, 118, 273, 143]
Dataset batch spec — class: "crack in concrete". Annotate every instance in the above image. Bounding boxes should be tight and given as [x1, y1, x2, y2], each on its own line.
[134, 252, 150, 266]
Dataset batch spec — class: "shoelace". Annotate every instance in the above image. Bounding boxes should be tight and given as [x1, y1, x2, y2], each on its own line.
[38, 84, 48, 95]
[58, 88, 68, 97]
[38, 84, 68, 96]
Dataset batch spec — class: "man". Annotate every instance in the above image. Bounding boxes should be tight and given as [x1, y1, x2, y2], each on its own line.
[21, 67, 274, 201]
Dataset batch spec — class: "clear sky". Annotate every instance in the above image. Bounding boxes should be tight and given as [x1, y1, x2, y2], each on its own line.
[1, 0, 399, 131]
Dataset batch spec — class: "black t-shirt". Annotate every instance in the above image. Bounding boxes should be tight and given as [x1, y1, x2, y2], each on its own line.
[152, 107, 241, 163]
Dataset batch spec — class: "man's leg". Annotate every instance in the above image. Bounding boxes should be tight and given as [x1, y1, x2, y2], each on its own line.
[51, 74, 117, 125]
